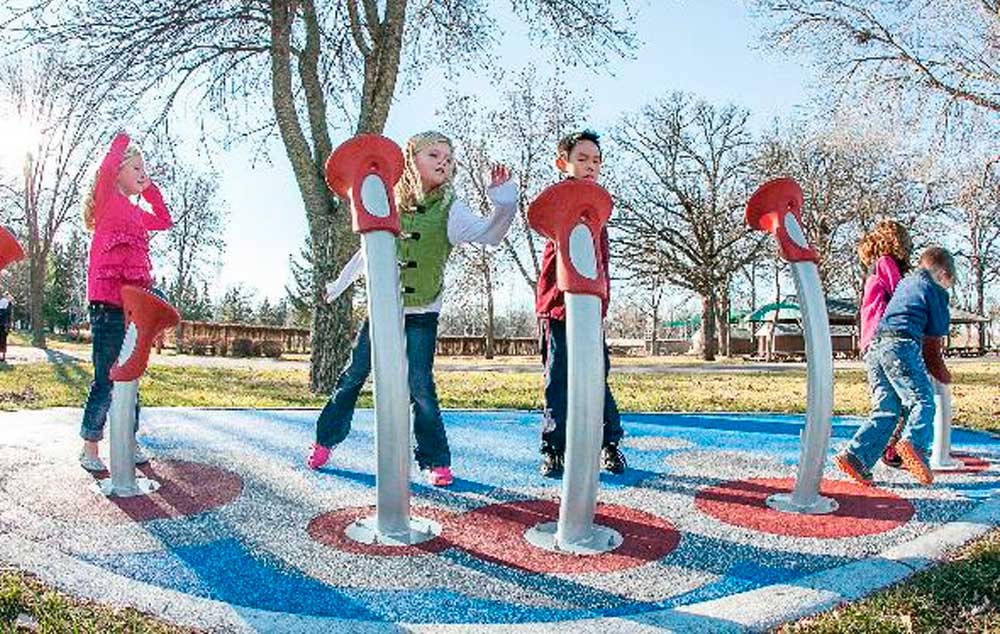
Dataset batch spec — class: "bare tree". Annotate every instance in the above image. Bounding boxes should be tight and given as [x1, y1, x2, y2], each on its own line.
[10, 0, 634, 390]
[755, 120, 936, 297]
[444, 68, 591, 295]
[754, 1, 1000, 124]
[611, 93, 768, 361]
[149, 162, 228, 317]
[945, 156, 1000, 347]
[0, 54, 108, 347]
[447, 139, 507, 358]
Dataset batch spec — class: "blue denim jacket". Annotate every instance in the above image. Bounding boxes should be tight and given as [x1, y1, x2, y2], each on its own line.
[878, 269, 950, 340]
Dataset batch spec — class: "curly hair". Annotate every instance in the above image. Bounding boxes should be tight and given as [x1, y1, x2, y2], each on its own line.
[857, 219, 912, 271]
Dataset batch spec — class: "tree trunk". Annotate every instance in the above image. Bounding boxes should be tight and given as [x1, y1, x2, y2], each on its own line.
[717, 280, 730, 357]
[650, 298, 660, 354]
[700, 290, 717, 361]
[971, 212, 986, 352]
[483, 249, 495, 359]
[25, 157, 46, 348]
[270, 0, 353, 392]
[29, 257, 45, 348]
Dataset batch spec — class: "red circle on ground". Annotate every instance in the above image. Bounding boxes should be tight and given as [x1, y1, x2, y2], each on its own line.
[307, 506, 455, 556]
[445, 499, 680, 574]
[9, 459, 242, 523]
[104, 459, 245, 522]
[695, 478, 914, 538]
[935, 453, 991, 474]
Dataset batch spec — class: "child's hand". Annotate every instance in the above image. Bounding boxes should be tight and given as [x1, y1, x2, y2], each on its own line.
[489, 164, 511, 188]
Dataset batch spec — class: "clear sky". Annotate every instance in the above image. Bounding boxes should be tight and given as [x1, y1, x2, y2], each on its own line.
[208, 1, 816, 305]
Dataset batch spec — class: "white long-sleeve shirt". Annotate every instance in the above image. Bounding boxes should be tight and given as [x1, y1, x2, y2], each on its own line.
[326, 179, 518, 314]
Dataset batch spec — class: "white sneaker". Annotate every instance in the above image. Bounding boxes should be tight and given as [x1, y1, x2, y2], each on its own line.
[134, 445, 151, 465]
[78, 451, 107, 472]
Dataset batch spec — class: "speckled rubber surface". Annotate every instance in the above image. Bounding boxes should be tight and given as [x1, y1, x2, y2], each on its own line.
[1, 407, 997, 633]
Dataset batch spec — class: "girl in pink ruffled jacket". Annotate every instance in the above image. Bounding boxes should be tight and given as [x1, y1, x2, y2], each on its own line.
[78, 132, 172, 472]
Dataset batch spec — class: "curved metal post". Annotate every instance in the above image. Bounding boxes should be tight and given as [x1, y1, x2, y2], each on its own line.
[746, 178, 837, 515]
[930, 379, 961, 470]
[523, 180, 622, 554]
[326, 135, 439, 546]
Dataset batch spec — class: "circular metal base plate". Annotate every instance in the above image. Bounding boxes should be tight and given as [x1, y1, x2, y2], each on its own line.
[90, 476, 161, 498]
[343, 516, 441, 547]
[931, 457, 964, 471]
[765, 492, 838, 515]
[524, 521, 624, 555]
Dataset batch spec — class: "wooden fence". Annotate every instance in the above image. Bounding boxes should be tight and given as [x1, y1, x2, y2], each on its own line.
[168, 321, 312, 355]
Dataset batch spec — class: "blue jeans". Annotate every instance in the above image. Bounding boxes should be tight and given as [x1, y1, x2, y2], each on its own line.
[80, 303, 140, 441]
[845, 336, 935, 469]
[539, 318, 623, 455]
[314, 312, 450, 469]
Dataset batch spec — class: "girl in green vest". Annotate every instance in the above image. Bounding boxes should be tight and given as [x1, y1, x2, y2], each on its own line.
[308, 131, 517, 486]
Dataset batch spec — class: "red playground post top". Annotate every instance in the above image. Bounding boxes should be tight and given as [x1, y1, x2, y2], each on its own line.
[0, 227, 25, 273]
[109, 287, 180, 382]
[325, 134, 405, 236]
[529, 179, 612, 299]
[745, 178, 819, 264]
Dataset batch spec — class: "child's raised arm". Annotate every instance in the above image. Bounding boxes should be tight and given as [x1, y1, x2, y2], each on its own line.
[94, 133, 131, 209]
[447, 165, 517, 247]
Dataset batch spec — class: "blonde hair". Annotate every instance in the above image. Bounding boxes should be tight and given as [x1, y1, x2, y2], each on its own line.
[394, 131, 455, 211]
[83, 143, 143, 232]
[857, 219, 912, 270]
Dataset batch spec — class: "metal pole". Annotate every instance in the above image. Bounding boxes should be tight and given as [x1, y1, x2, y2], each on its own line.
[766, 260, 837, 514]
[359, 174, 412, 538]
[340, 171, 439, 547]
[556, 291, 604, 548]
[525, 222, 622, 554]
[92, 379, 159, 497]
[930, 379, 961, 470]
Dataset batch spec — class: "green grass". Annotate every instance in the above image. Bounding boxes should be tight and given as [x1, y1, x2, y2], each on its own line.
[0, 568, 198, 633]
[4, 360, 996, 432]
[777, 529, 1000, 633]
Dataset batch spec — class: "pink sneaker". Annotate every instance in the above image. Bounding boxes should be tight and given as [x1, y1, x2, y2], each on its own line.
[424, 466, 453, 486]
[307, 443, 331, 470]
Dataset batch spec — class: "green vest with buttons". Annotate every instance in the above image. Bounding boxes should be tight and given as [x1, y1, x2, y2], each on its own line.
[397, 190, 454, 307]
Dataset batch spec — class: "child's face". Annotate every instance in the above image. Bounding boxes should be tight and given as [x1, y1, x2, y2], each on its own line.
[934, 271, 954, 289]
[556, 139, 602, 181]
[414, 141, 454, 192]
[116, 154, 148, 197]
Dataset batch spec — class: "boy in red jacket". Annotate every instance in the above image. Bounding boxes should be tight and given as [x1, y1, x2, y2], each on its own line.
[534, 130, 626, 477]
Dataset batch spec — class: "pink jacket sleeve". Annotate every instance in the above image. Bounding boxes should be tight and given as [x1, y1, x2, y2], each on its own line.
[873, 256, 902, 295]
[138, 182, 173, 231]
[94, 133, 130, 212]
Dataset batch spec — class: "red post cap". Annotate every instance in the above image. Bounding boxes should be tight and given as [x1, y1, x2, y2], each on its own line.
[325, 134, 405, 235]
[0, 226, 25, 273]
[109, 286, 180, 382]
[745, 178, 818, 263]
[528, 180, 612, 297]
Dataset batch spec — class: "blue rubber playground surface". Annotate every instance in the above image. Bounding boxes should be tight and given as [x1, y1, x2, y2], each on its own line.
[1, 407, 998, 633]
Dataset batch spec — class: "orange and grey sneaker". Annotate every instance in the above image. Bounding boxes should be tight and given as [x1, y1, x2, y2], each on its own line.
[895, 439, 934, 485]
[833, 452, 873, 486]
